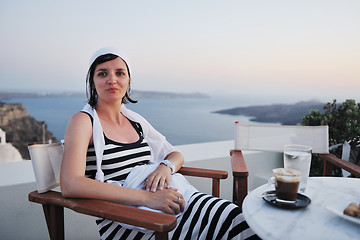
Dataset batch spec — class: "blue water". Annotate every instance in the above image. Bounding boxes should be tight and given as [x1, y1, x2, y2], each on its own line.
[3, 96, 261, 145]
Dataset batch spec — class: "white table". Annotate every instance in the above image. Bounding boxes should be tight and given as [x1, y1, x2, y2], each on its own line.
[243, 177, 360, 240]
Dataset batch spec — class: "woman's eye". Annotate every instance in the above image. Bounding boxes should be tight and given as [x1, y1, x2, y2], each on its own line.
[97, 72, 107, 77]
[116, 71, 125, 76]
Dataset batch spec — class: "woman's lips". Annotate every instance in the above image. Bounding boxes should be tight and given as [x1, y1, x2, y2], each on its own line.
[107, 87, 118, 93]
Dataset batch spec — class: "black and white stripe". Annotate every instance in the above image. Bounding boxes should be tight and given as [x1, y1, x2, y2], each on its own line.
[95, 192, 258, 240]
[85, 118, 258, 239]
[85, 136, 151, 181]
[170, 192, 257, 240]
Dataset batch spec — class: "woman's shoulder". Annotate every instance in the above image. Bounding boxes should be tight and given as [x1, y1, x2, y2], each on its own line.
[68, 112, 93, 128]
[63, 111, 93, 144]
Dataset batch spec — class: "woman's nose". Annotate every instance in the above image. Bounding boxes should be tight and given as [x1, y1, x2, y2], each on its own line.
[107, 73, 117, 84]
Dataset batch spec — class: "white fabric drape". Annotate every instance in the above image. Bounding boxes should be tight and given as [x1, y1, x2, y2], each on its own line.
[82, 104, 179, 182]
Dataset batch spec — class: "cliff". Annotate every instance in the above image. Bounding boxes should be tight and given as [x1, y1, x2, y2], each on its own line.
[0, 102, 29, 125]
[0, 102, 57, 159]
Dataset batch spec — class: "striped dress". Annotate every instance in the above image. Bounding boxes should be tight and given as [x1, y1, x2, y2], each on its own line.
[85, 119, 258, 240]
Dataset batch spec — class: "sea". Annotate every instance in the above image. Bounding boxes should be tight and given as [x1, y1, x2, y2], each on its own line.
[3, 95, 273, 145]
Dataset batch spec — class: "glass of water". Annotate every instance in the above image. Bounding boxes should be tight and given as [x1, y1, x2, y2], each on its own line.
[283, 145, 312, 193]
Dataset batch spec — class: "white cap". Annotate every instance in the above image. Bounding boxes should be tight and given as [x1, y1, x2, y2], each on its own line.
[89, 46, 128, 67]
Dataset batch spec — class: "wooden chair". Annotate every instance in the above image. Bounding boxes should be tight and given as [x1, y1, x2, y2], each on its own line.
[320, 153, 360, 177]
[27, 144, 228, 240]
[230, 122, 329, 207]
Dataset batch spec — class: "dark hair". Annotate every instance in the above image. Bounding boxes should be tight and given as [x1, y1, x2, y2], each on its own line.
[86, 53, 137, 108]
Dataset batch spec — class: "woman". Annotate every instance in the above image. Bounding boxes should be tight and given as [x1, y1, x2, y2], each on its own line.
[60, 47, 258, 239]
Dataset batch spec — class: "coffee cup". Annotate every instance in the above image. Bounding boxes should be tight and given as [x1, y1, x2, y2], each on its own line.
[268, 168, 302, 204]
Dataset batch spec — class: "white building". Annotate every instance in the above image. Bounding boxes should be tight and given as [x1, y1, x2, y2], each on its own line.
[0, 128, 23, 163]
[0, 127, 5, 143]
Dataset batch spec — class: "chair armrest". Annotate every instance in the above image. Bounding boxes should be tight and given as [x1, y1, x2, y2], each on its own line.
[320, 153, 360, 177]
[28, 190, 177, 233]
[178, 166, 228, 179]
[230, 150, 248, 177]
[230, 150, 248, 207]
[178, 167, 227, 197]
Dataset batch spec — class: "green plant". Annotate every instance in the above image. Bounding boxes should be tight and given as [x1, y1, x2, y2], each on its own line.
[301, 99, 360, 176]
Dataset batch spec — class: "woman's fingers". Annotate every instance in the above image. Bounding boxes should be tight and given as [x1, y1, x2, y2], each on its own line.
[143, 165, 172, 192]
[143, 174, 163, 192]
[174, 194, 184, 212]
[166, 194, 184, 215]
[170, 201, 181, 214]
[159, 177, 166, 191]
[150, 174, 161, 192]
[143, 177, 152, 191]
[147, 189, 185, 215]
[178, 195, 185, 212]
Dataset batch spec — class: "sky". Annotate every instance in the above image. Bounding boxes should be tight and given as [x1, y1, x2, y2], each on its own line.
[1, 0, 359, 104]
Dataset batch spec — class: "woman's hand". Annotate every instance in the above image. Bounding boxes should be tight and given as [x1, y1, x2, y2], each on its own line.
[143, 164, 172, 192]
[146, 188, 185, 215]
[143, 152, 184, 192]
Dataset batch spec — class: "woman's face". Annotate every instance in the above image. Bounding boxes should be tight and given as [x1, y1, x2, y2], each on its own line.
[93, 57, 130, 105]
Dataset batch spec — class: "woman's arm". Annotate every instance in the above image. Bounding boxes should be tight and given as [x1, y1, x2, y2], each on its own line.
[165, 151, 184, 173]
[60, 112, 184, 214]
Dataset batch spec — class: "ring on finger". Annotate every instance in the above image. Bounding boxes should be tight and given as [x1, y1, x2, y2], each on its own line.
[177, 196, 180, 204]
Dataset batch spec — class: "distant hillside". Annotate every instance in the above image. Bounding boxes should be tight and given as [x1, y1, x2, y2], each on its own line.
[0, 91, 85, 100]
[0, 90, 210, 100]
[213, 100, 324, 125]
[0, 102, 57, 159]
[131, 90, 210, 99]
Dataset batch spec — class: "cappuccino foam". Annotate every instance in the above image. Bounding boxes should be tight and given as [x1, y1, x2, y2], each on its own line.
[273, 168, 301, 182]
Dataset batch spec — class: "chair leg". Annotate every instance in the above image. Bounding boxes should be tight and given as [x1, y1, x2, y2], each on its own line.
[323, 160, 333, 176]
[212, 178, 220, 197]
[233, 177, 240, 206]
[42, 204, 65, 240]
[154, 232, 169, 240]
[233, 176, 248, 207]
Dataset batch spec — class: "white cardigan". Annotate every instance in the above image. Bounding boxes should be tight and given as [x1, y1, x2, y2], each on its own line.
[82, 103, 178, 182]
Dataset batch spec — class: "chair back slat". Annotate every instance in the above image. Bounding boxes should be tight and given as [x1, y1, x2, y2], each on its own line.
[234, 122, 329, 153]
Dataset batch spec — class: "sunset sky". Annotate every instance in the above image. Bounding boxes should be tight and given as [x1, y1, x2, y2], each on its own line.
[1, 0, 359, 103]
